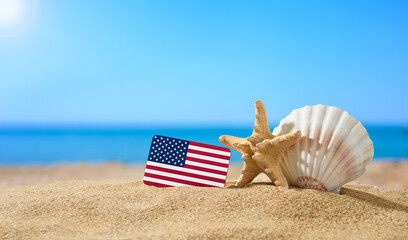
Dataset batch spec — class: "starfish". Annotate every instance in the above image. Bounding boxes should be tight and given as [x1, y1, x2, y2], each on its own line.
[218, 100, 301, 190]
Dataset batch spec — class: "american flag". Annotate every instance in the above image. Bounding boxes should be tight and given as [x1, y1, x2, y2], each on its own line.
[143, 135, 231, 187]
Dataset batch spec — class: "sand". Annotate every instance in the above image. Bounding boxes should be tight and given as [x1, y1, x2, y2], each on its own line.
[0, 161, 408, 239]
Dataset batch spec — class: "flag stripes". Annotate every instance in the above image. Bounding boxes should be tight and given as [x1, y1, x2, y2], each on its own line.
[183, 164, 227, 176]
[188, 144, 230, 156]
[186, 149, 230, 160]
[145, 164, 225, 183]
[185, 156, 229, 168]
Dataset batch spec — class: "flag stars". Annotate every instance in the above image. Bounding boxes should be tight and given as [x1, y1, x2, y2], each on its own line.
[148, 137, 189, 167]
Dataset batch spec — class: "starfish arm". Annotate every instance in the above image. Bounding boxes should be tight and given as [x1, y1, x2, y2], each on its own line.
[218, 135, 251, 154]
[255, 130, 301, 154]
[236, 160, 262, 186]
[219, 135, 262, 186]
[264, 156, 289, 190]
[247, 100, 274, 145]
[253, 153, 289, 190]
[274, 130, 302, 151]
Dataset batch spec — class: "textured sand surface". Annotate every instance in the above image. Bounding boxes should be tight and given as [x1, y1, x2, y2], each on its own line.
[0, 181, 407, 240]
[0, 161, 407, 239]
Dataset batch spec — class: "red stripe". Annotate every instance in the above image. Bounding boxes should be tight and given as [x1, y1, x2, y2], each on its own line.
[189, 141, 231, 152]
[144, 172, 217, 187]
[143, 180, 173, 187]
[186, 156, 229, 168]
[187, 149, 230, 160]
[146, 164, 226, 184]
[184, 164, 227, 176]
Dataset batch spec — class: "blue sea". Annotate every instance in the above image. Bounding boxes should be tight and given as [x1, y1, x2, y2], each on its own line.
[0, 126, 407, 165]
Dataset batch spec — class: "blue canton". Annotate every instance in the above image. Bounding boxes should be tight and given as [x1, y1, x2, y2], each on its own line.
[148, 135, 189, 167]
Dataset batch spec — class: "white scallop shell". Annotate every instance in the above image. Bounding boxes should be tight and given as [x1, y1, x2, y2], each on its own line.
[272, 104, 374, 193]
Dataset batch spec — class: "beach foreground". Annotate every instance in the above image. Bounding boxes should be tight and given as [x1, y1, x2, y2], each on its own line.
[1, 181, 407, 239]
[0, 161, 408, 239]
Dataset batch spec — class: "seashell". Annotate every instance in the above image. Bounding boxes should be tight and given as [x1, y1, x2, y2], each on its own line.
[272, 104, 374, 193]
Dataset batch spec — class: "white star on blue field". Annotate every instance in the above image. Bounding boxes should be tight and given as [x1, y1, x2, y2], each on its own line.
[148, 136, 189, 167]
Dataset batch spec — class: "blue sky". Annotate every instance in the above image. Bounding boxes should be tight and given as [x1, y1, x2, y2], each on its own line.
[0, 0, 407, 126]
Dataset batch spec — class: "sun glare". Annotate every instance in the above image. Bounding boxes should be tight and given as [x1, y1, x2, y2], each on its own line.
[0, 0, 24, 25]
[0, 0, 36, 38]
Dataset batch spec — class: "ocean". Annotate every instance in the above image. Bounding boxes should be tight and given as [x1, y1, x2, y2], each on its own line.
[0, 126, 407, 165]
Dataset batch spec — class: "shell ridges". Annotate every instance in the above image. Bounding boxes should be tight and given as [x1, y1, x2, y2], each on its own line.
[272, 105, 374, 193]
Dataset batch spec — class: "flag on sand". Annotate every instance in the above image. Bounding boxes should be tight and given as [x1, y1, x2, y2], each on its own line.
[143, 135, 231, 187]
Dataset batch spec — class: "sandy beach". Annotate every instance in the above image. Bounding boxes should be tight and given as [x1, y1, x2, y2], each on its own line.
[1, 161, 408, 239]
